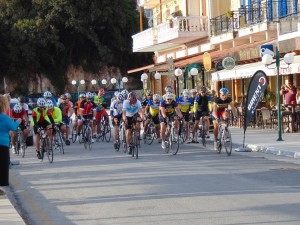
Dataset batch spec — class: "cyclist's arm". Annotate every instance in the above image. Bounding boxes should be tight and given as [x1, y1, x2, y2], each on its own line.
[212, 103, 218, 119]
[138, 108, 144, 120]
[229, 102, 238, 117]
[160, 106, 167, 118]
[175, 106, 183, 119]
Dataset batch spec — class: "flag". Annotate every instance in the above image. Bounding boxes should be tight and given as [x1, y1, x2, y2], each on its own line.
[244, 70, 268, 133]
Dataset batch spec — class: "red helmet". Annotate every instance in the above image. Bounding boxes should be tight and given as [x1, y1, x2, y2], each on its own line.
[98, 88, 105, 95]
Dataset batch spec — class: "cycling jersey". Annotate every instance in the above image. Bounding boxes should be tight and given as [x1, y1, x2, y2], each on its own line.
[110, 100, 123, 117]
[11, 109, 27, 119]
[147, 100, 160, 116]
[49, 106, 63, 123]
[74, 100, 83, 116]
[122, 99, 142, 117]
[176, 96, 193, 113]
[160, 100, 178, 116]
[194, 94, 210, 112]
[58, 101, 72, 117]
[214, 97, 232, 111]
[80, 100, 97, 115]
[94, 95, 107, 108]
[142, 97, 152, 107]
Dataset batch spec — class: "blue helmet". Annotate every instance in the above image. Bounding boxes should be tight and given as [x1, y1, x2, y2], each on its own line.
[219, 88, 229, 95]
[118, 93, 124, 101]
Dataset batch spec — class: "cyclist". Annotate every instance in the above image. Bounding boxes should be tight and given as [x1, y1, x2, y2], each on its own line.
[212, 88, 238, 150]
[10, 104, 30, 154]
[160, 92, 183, 149]
[18, 96, 29, 115]
[46, 100, 66, 142]
[73, 93, 86, 134]
[43, 91, 57, 107]
[192, 85, 211, 142]
[122, 92, 144, 154]
[142, 90, 153, 107]
[110, 93, 124, 149]
[161, 85, 176, 101]
[111, 91, 119, 103]
[58, 94, 72, 145]
[78, 92, 97, 142]
[31, 98, 55, 159]
[121, 89, 129, 100]
[176, 90, 193, 143]
[94, 88, 108, 138]
[143, 93, 161, 142]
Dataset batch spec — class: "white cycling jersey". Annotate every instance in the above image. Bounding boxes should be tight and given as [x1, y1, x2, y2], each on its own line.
[110, 100, 123, 117]
[122, 99, 142, 117]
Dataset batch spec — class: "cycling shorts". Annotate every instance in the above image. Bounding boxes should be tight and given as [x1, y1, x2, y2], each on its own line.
[96, 110, 108, 123]
[195, 111, 210, 120]
[146, 113, 160, 125]
[125, 114, 140, 130]
[33, 121, 51, 135]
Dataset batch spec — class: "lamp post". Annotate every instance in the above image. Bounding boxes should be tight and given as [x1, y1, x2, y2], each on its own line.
[71, 79, 85, 100]
[141, 73, 148, 95]
[91, 79, 109, 89]
[174, 68, 183, 97]
[262, 46, 294, 141]
[190, 67, 198, 88]
[111, 76, 128, 92]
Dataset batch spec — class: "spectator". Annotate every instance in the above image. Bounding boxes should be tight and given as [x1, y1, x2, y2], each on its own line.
[0, 95, 21, 186]
[280, 77, 297, 104]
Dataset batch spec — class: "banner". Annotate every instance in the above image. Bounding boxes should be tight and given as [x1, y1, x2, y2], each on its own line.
[243, 70, 268, 133]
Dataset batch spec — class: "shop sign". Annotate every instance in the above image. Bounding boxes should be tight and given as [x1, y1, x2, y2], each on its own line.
[203, 52, 211, 71]
[222, 57, 235, 70]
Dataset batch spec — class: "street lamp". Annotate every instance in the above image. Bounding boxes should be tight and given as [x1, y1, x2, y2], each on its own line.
[262, 46, 294, 141]
[141, 73, 148, 94]
[71, 79, 85, 100]
[91, 79, 110, 89]
[190, 67, 198, 89]
[174, 68, 183, 97]
[154, 71, 161, 80]
[111, 76, 128, 92]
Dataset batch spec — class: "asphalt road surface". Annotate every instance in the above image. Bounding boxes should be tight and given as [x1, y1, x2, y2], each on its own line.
[8, 132, 300, 225]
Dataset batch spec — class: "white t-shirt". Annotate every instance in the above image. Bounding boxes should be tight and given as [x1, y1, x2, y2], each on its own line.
[110, 100, 123, 117]
[122, 99, 142, 117]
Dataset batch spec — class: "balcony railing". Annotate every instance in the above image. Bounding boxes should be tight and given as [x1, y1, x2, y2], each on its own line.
[157, 16, 208, 43]
[132, 27, 157, 51]
[210, 1, 285, 36]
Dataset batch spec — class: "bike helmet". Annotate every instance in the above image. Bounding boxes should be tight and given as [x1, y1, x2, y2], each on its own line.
[199, 85, 207, 92]
[46, 100, 54, 109]
[65, 92, 71, 99]
[190, 89, 197, 94]
[146, 90, 152, 96]
[37, 98, 47, 107]
[13, 104, 23, 113]
[60, 94, 67, 100]
[121, 89, 128, 96]
[79, 93, 86, 98]
[153, 94, 160, 100]
[166, 93, 173, 100]
[98, 88, 105, 95]
[18, 96, 26, 103]
[219, 87, 229, 95]
[114, 91, 120, 97]
[117, 93, 124, 101]
[92, 92, 97, 97]
[128, 92, 137, 103]
[43, 91, 52, 98]
[165, 85, 173, 93]
[86, 92, 94, 100]
[183, 90, 189, 97]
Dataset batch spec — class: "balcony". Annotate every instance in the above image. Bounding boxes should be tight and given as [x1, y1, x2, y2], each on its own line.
[137, 0, 160, 9]
[279, 12, 299, 35]
[132, 16, 208, 52]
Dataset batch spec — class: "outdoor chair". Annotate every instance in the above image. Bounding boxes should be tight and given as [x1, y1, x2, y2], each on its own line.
[260, 107, 275, 129]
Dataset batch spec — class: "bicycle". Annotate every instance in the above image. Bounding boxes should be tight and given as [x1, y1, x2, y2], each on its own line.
[164, 117, 180, 155]
[81, 119, 93, 150]
[38, 128, 53, 163]
[216, 118, 232, 156]
[178, 119, 188, 144]
[143, 120, 156, 145]
[119, 121, 127, 153]
[129, 125, 139, 159]
[15, 126, 26, 158]
[53, 125, 64, 154]
[198, 116, 208, 147]
[71, 124, 77, 143]
[97, 115, 111, 143]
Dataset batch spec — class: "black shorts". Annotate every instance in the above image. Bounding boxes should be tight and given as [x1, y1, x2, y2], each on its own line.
[125, 114, 140, 130]
[182, 112, 190, 122]
[33, 121, 51, 134]
[112, 115, 122, 126]
[160, 114, 176, 124]
[195, 111, 209, 120]
[146, 113, 160, 125]
[82, 114, 93, 120]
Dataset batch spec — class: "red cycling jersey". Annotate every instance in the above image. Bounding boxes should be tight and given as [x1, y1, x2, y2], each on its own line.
[11, 109, 27, 119]
[80, 100, 97, 115]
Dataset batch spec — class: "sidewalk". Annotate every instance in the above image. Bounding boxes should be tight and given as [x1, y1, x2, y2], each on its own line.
[230, 126, 300, 158]
[0, 187, 25, 225]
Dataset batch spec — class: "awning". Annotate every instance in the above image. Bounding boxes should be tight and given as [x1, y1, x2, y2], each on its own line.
[127, 64, 154, 74]
[212, 55, 300, 81]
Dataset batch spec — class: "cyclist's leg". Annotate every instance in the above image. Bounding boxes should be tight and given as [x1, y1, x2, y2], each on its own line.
[63, 116, 70, 144]
[10, 131, 17, 152]
[125, 116, 133, 148]
[160, 117, 166, 142]
[153, 116, 161, 140]
[184, 113, 190, 139]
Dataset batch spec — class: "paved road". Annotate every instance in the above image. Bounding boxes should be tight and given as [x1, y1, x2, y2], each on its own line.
[8, 133, 300, 225]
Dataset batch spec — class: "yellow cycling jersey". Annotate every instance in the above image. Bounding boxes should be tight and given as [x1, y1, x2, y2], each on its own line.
[148, 102, 160, 116]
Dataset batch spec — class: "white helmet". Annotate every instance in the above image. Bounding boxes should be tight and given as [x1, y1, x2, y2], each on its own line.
[166, 93, 173, 100]
[43, 91, 52, 98]
[46, 100, 54, 109]
[79, 93, 86, 98]
[183, 90, 189, 97]
[190, 89, 197, 94]
[114, 91, 119, 97]
[37, 98, 47, 107]
[65, 92, 71, 99]
[121, 89, 128, 96]
[13, 104, 23, 113]
[86, 92, 93, 99]
[165, 85, 173, 93]
[153, 94, 160, 100]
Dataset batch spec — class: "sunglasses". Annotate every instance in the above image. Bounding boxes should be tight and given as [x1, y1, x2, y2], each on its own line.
[220, 94, 227, 97]
[200, 92, 206, 94]
[167, 99, 172, 101]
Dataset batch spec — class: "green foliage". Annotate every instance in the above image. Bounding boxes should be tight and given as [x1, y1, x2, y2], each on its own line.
[0, 0, 152, 93]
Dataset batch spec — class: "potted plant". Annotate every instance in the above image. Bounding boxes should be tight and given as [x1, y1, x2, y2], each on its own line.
[264, 91, 276, 106]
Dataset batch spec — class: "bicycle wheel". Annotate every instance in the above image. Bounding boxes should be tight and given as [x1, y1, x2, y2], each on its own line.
[83, 129, 88, 150]
[46, 136, 53, 163]
[200, 125, 206, 147]
[16, 133, 21, 156]
[170, 127, 179, 155]
[115, 133, 120, 152]
[121, 127, 127, 153]
[146, 125, 155, 145]
[20, 134, 26, 158]
[179, 121, 187, 144]
[104, 124, 111, 142]
[86, 127, 93, 150]
[135, 132, 139, 159]
[71, 126, 77, 143]
[216, 127, 222, 154]
[40, 139, 45, 161]
[223, 128, 232, 156]
[57, 131, 65, 154]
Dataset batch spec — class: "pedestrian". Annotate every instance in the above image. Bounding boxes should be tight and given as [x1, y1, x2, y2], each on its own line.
[0, 94, 21, 186]
[280, 77, 297, 104]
